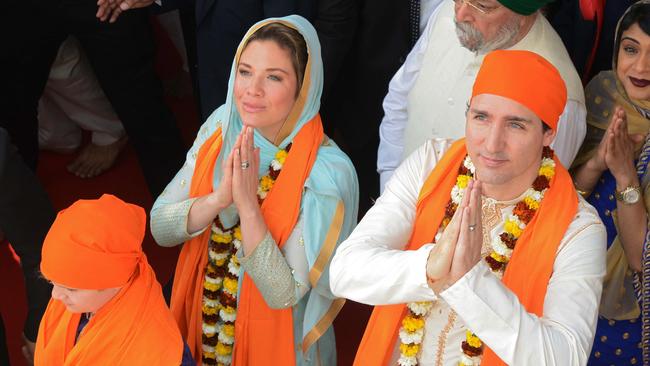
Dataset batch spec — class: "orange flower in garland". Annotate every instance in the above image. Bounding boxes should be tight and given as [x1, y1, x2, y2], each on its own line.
[512, 201, 535, 224]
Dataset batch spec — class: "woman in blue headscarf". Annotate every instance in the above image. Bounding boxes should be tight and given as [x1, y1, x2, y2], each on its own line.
[150, 15, 358, 366]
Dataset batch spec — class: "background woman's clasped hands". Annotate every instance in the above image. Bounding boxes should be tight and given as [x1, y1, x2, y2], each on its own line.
[588, 106, 645, 183]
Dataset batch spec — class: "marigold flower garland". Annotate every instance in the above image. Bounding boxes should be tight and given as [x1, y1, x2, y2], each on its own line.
[397, 147, 555, 366]
[201, 143, 292, 366]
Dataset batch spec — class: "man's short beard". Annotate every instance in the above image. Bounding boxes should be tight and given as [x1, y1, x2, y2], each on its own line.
[455, 16, 523, 54]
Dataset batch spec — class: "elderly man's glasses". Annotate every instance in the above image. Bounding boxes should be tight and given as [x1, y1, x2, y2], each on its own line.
[452, 0, 500, 15]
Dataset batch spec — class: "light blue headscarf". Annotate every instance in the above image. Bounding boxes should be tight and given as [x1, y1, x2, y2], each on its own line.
[202, 15, 359, 362]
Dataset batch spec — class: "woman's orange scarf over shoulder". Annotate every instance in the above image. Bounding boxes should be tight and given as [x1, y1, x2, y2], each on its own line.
[354, 139, 578, 365]
[35, 194, 183, 365]
[170, 116, 324, 365]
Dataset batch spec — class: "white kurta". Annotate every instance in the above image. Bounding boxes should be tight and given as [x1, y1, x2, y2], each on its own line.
[377, 2, 586, 191]
[331, 139, 607, 365]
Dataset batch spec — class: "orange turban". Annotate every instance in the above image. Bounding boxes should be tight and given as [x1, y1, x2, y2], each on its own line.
[40, 194, 145, 289]
[35, 194, 183, 365]
[471, 50, 567, 130]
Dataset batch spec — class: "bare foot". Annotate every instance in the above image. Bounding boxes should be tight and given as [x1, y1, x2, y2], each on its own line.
[67, 137, 127, 178]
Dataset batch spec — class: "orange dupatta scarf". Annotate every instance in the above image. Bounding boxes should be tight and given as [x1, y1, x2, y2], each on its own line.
[170, 115, 324, 365]
[35, 256, 183, 365]
[353, 139, 578, 366]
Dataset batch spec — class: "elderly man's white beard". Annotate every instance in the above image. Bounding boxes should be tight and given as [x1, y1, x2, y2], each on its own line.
[455, 16, 522, 54]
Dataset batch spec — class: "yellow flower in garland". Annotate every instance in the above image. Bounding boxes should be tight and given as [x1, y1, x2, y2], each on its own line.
[211, 231, 233, 244]
[275, 149, 288, 165]
[399, 343, 420, 357]
[222, 305, 236, 314]
[441, 217, 451, 228]
[490, 251, 509, 264]
[215, 257, 227, 267]
[466, 330, 482, 348]
[233, 226, 242, 241]
[222, 324, 235, 337]
[402, 315, 425, 332]
[260, 175, 275, 192]
[223, 277, 238, 294]
[523, 196, 540, 210]
[216, 342, 233, 356]
[539, 164, 555, 180]
[204, 281, 221, 292]
[204, 351, 217, 359]
[231, 254, 239, 266]
[456, 174, 471, 189]
[202, 303, 219, 315]
[504, 218, 523, 238]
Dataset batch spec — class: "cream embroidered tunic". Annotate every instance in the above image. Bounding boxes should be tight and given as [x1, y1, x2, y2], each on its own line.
[331, 139, 607, 365]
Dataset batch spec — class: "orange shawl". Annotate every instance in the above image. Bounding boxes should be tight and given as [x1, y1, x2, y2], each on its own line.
[35, 256, 183, 365]
[170, 116, 324, 365]
[35, 194, 183, 365]
[354, 139, 578, 365]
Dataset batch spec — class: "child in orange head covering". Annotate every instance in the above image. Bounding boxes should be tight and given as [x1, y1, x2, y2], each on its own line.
[35, 194, 193, 365]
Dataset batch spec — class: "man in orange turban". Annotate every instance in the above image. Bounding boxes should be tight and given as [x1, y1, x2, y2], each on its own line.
[34, 194, 194, 365]
[330, 50, 606, 365]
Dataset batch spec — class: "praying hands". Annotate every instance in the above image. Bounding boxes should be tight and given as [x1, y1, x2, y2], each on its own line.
[186, 126, 267, 254]
[231, 127, 268, 253]
[425, 180, 483, 293]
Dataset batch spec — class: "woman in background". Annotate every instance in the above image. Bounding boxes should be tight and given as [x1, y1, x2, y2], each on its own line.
[572, 2, 650, 365]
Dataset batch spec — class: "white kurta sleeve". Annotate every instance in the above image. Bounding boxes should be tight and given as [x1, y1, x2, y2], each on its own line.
[331, 140, 451, 304]
[550, 100, 586, 168]
[377, 6, 444, 192]
[440, 216, 606, 365]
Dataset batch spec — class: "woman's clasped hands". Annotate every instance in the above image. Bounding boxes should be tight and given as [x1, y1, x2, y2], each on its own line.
[588, 106, 645, 183]
[211, 126, 262, 216]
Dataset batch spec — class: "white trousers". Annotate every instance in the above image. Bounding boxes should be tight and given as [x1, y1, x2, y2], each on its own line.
[38, 36, 125, 150]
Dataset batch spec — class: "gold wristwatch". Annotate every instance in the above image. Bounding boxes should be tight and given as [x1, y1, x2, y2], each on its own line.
[615, 185, 641, 204]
